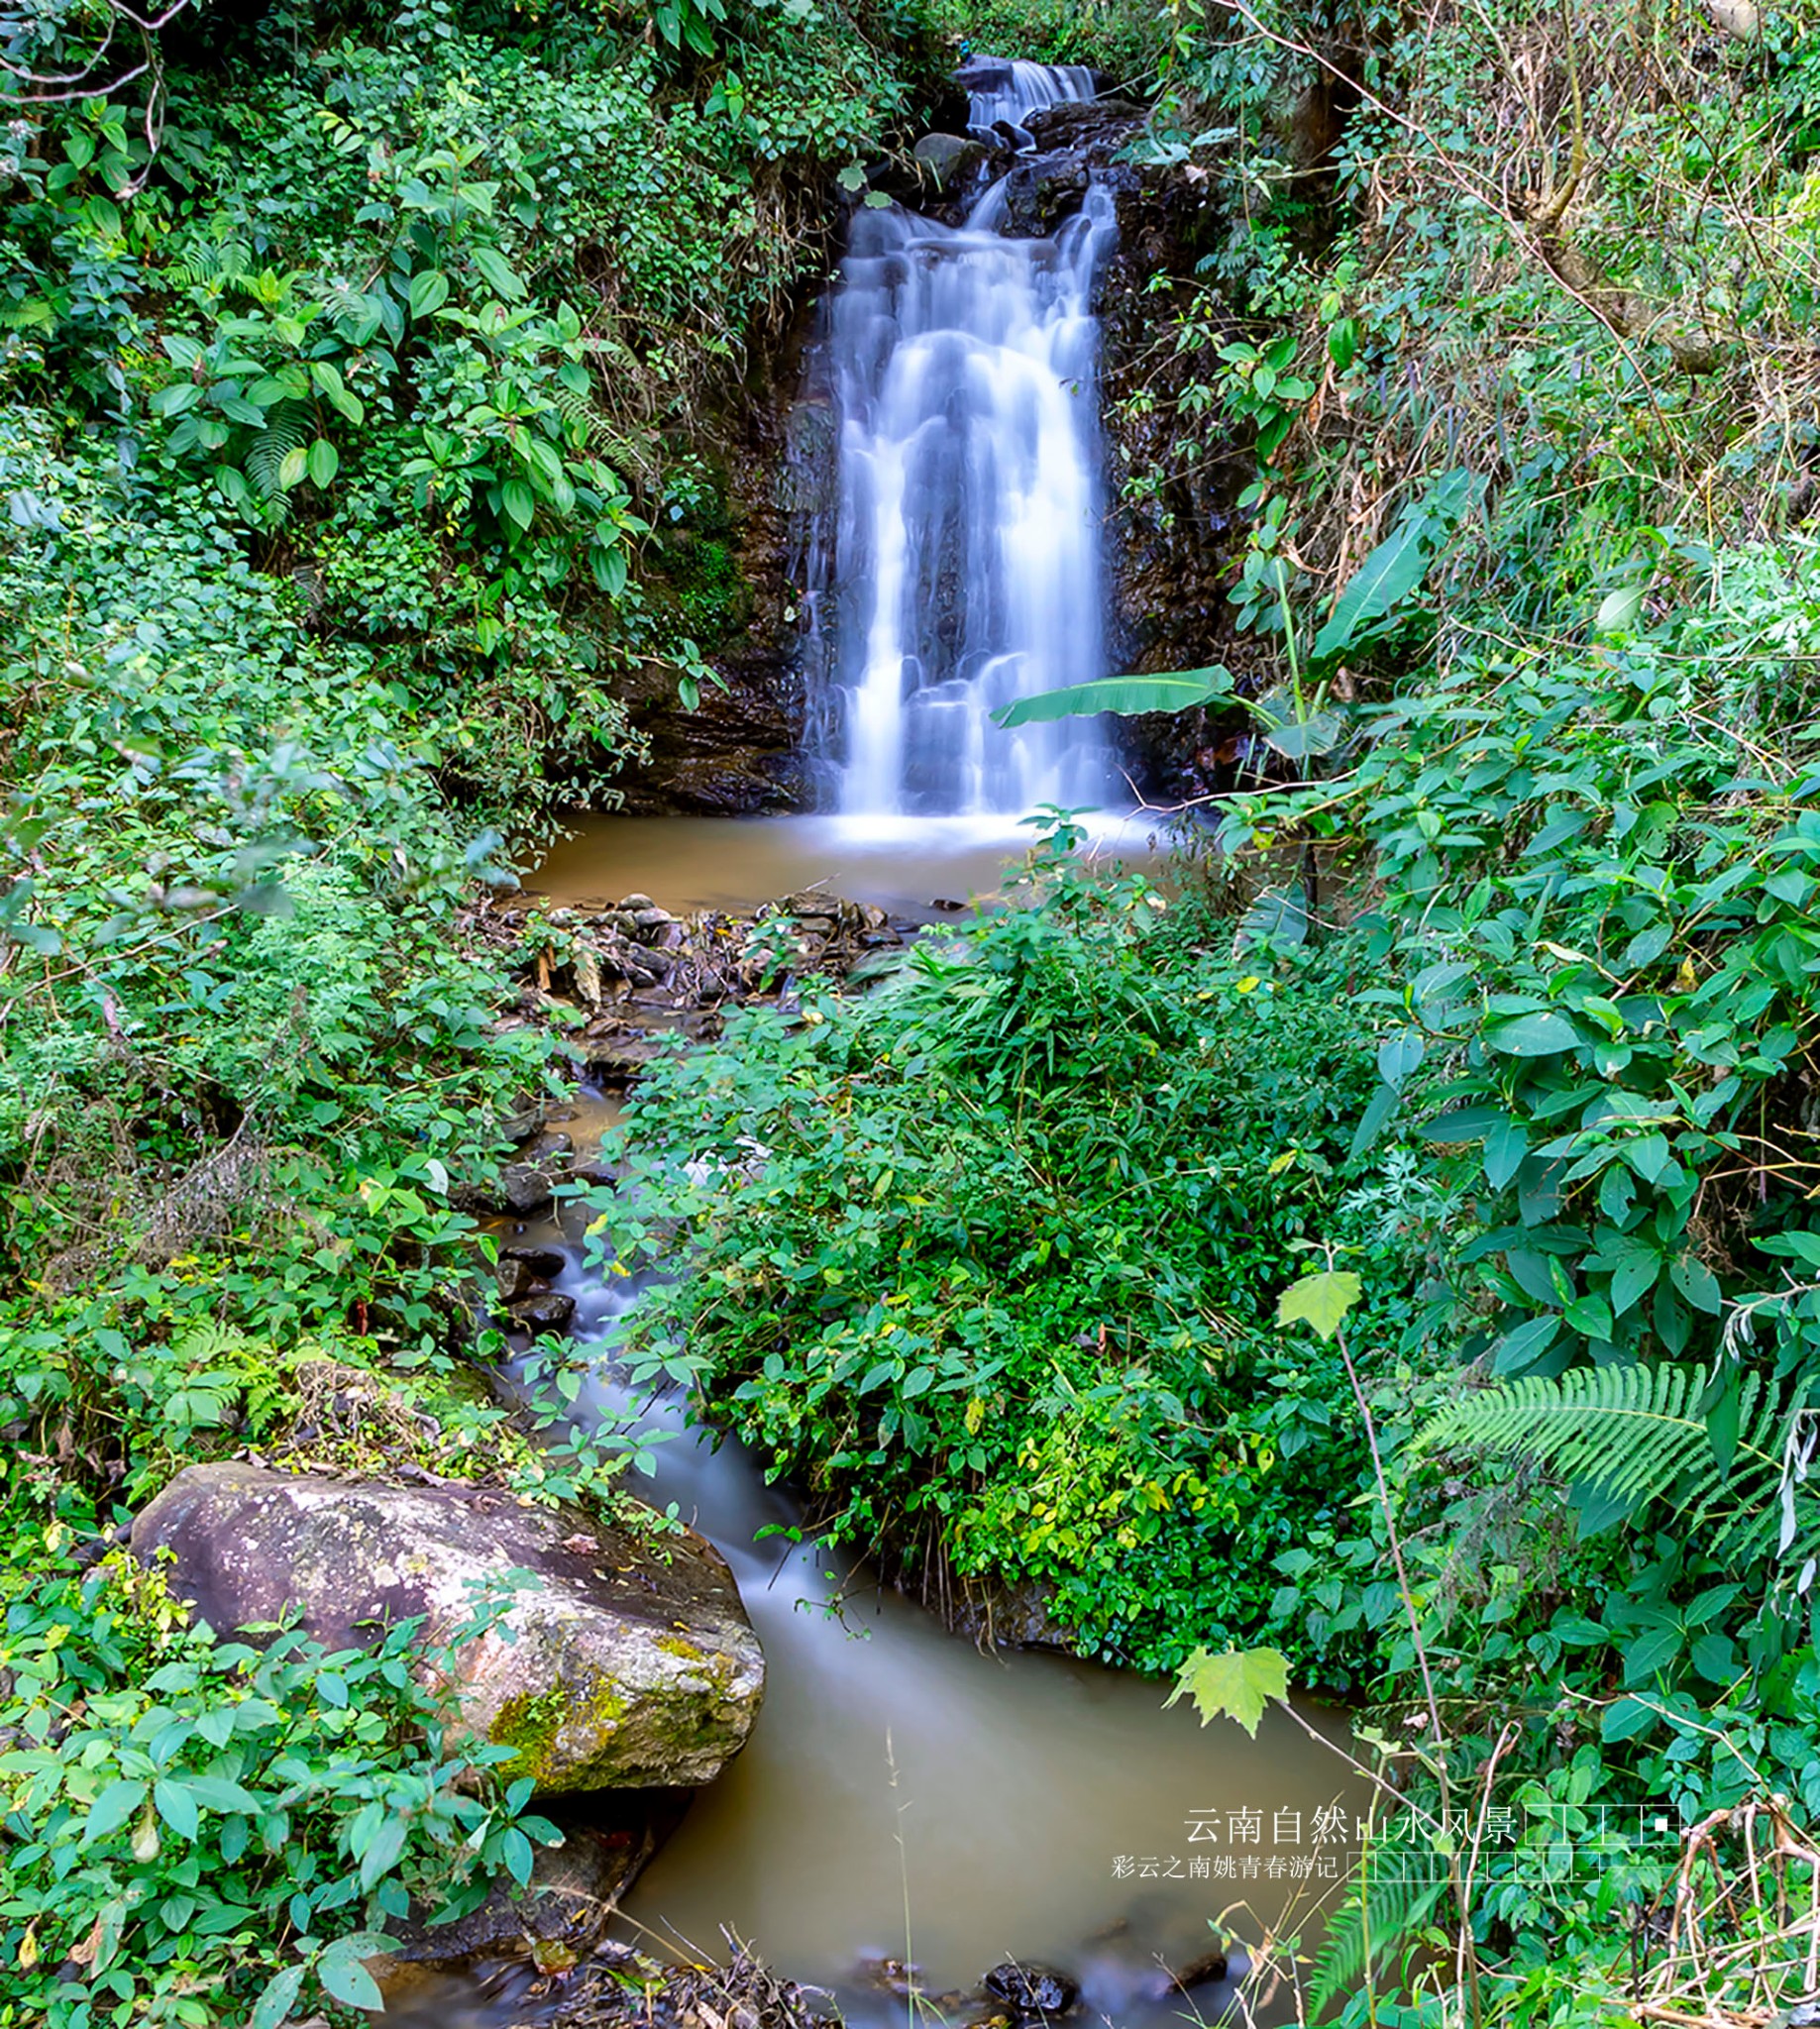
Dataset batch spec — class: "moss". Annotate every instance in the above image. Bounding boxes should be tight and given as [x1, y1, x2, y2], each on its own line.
[488, 1683, 574, 1783]
[654, 1633, 705, 1661]
[653, 532, 752, 648]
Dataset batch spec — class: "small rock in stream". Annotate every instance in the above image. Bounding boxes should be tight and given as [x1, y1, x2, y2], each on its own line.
[494, 1257, 549, 1303]
[507, 1291, 576, 1335]
[500, 1162, 556, 1217]
[983, 1961, 1079, 2022]
[501, 1242, 568, 1279]
[1170, 1948, 1230, 1991]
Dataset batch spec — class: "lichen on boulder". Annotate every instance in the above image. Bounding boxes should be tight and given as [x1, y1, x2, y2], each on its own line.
[130, 1461, 764, 1793]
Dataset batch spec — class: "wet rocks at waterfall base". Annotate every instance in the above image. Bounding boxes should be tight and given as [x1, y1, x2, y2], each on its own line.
[461, 887, 913, 1087]
[129, 1462, 765, 1792]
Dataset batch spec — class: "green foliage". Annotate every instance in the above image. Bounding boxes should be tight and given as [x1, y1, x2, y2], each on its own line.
[1418, 1366, 1817, 1589]
[1276, 1268, 1360, 1342]
[1164, 1644, 1289, 1735]
[0, 1553, 557, 2029]
[993, 666, 1235, 726]
[916, 0, 1164, 76]
[592, 841, 1417, 1674]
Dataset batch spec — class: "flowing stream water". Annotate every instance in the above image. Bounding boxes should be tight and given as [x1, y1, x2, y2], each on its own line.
[575, 1279, 1356, 2029]
[801, 62, 1116, 821]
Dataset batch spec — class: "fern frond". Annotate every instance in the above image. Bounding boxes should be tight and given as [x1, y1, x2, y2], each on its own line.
[1310, 1845, 1448, 2014]
[1418, 1364, 1813, 1572]
[243, 399, 314, 522]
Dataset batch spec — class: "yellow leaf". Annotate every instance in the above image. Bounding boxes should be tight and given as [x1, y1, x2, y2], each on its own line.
[1235, 976, 1262, 995]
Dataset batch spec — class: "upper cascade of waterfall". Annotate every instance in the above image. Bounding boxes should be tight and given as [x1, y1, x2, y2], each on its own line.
[964, 57, 1097, 151]
[798, 59, 1116, 828]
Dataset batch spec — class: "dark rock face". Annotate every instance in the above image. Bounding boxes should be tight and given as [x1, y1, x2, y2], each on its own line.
[131, 1462, 765, 1793]
[609, 302, 823, 817]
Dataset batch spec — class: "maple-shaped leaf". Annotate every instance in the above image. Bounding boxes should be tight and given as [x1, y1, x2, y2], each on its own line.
[1164, 1647, 1290, 1738]
[1276, 1269, 1361, 1341]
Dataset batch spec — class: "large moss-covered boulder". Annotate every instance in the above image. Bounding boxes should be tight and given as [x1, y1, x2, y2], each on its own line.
[130, 1462, 764, 1793]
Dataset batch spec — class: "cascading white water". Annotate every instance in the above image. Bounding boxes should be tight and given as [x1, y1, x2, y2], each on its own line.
[966, 57, 1096, 147]
[805, 62, 1116, 824]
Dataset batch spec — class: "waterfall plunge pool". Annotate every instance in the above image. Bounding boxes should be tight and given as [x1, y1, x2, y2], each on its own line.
[528, 812, 1171, 923]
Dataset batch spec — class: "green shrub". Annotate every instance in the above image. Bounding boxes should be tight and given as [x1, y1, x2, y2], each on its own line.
[0, 1552, 557, 2029]
[590, 842, 1414, 1673]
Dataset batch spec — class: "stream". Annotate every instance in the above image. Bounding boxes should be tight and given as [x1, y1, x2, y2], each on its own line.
[402, 1107, 1357, 2029]
[576, 1275, 1356, 2029]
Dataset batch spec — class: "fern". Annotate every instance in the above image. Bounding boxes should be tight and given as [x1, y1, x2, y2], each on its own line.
[1417, 1364, 1817, 1570]
[243, 399, 314, 524]
[1310, 1844, 1448, 2014]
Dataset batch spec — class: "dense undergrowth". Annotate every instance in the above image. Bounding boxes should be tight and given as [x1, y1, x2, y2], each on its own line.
[592, 0, 1820, 2024]
[11, 0, 1820, 2020]
[0, 0, 932, 2020]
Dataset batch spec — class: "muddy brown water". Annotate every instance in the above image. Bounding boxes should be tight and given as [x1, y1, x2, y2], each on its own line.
[398, 817, 1357, 2029]
[526, 813, 1170, 922]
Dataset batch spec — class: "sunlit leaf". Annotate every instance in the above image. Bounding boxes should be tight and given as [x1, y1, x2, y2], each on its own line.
[1165, 1647, 1291, 1737]
[1277, 1270, 1362, 1341]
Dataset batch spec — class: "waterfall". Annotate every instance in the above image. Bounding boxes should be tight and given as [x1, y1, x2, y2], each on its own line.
[802, 61, 1115, 825]
[966, 58, 1096, 149]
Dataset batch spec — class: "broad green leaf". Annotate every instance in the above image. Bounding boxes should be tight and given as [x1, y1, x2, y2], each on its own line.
[1483, 1118, 1529, 1190]
[153, 1777, 200, 1841]
[408, 268, 451, 318]
[1165, 1647, 1290, 1738]
[501, 478, 536, 532]
[1484, 1010, 1580, 1056]
[1423, 1106, 1504, 1141]
[1261, 707, 1346, 761]
[1239, 883, 1308, 949]
[502, 1825, 535, 1885]
[1277, 1270, 1362, 1341]
[250, 1964, 304, 2029]
[306, 439, 339, 487]
[183, 1774, 260, 1813]
[1311, 469, 1481, 662]
[1609, 1248, 1660, 1317]
[994, 667, 1234, 729]
[83, 1777, 148, 1844]
[1622, 1625, 1684, 1686]
[1600, 1695, 1658, 1742]
[358, 1816, 407, 1891]
[1376, 1027, 1425, 1088]
[277, 445, 310, 491]
[1348, 1080, 1402, 1160]
[1593, 584, 1647, 636]
[1670, 1256, 1721, 1314]
[1485, 1315, 1557, 1379]
[473, 245, 527, 301]
[318, 1954, 385, 2011]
